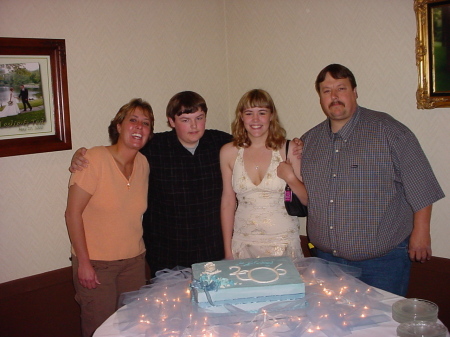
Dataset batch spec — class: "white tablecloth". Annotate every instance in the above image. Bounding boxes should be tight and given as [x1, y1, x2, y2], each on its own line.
[93, 259, 449, 337]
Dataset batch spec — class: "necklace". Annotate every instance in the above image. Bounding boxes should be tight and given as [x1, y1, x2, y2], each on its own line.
[255, 165, 259, 170]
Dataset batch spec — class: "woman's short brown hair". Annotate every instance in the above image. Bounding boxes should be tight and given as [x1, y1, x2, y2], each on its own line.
[232, 89, 286, 150]
[108, 98, 154, 145]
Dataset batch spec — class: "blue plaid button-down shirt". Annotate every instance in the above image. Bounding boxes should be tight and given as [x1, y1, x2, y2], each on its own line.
[301, 106, 444, 260]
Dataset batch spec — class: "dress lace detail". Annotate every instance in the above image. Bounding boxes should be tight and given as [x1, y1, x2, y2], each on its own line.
[231, 147, 303, 262]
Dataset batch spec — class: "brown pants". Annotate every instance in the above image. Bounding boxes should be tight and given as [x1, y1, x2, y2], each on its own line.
[72, 252, 146, 337]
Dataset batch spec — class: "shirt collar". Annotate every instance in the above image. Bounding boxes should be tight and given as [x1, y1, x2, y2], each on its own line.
[169, 129, 201, 154]
[327, 106, 361, 140]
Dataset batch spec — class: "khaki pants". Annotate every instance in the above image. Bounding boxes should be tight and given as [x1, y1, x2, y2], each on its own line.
[72, 252, 146, 337]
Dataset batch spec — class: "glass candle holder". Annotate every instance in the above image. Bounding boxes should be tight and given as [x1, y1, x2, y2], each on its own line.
[392, 298, 438, 323]
[396, 320, 448, 337]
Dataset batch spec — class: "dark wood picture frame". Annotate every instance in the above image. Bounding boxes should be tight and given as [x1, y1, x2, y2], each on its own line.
[415, 0, 450, 109]
[0, 37, 71, 157]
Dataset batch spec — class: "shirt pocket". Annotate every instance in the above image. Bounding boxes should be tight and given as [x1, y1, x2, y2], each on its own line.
[348, 159, 394, 202]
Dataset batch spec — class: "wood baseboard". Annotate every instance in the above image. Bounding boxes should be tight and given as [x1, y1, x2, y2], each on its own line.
[406, 256, 450, 328]
[0, 267, 81, 337]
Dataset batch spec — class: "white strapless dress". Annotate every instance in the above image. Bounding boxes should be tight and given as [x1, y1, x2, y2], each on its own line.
[231, 147, 303, 262]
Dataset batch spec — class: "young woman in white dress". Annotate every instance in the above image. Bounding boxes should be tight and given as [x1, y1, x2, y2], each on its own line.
[0, 87, 20, 118]
[220, 89, 307, 263]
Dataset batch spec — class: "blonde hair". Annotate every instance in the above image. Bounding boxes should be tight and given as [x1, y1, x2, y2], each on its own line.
[231, 89, 286, 150]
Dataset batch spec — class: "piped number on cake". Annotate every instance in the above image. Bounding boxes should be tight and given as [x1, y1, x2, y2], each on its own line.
[229, 263, 287, 284]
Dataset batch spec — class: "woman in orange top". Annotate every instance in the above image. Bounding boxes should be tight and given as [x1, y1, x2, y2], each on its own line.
[65, 98, 154, 337]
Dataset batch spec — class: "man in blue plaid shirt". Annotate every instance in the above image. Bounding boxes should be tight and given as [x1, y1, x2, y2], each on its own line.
[301, 64, 445, 296]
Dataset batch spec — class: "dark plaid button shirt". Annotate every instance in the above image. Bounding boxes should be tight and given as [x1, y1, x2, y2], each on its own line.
[140, 129, 232, 274]
[301, 106, 444, 261]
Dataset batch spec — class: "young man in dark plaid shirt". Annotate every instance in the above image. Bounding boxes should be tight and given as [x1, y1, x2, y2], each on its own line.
[140, 91, 231, 276]
[301, 64, 445, 296]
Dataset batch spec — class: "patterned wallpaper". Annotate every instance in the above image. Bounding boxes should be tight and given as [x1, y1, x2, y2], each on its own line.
[0, 0, 448, 283]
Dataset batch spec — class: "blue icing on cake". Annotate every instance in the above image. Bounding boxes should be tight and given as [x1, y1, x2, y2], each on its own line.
[191, 256, 305, 311]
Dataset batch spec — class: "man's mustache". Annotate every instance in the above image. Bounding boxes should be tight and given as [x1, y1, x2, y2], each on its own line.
[329, 101, 345, 109]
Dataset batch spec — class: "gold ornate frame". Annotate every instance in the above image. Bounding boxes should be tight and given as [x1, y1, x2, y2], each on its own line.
[415, 0, 450, 109]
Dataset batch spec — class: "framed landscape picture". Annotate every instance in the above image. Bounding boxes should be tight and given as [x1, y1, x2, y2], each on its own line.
[0, 37, 71, 157]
